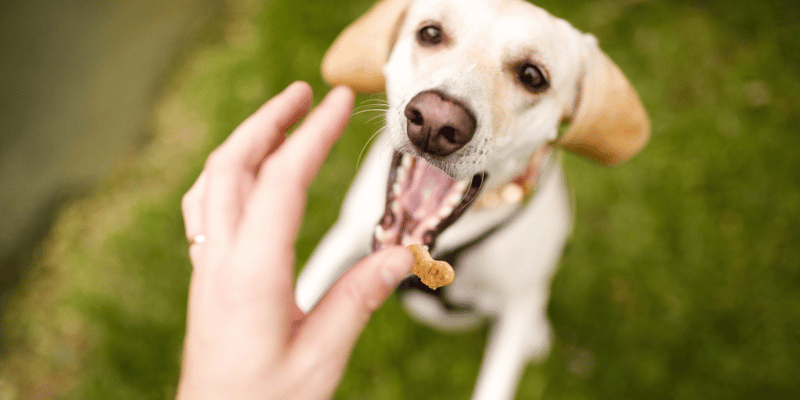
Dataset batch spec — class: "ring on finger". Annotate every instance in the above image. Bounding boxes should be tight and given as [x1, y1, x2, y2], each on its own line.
[189, 234, 206, 246]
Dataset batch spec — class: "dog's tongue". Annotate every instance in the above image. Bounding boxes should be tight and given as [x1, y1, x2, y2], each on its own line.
[373, 152, 482, 252]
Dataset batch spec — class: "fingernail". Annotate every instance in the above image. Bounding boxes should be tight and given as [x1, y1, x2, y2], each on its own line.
[325, 85, 354, 104]
[285, 81, 303, 91]
[379, 247, 414, 287]
[283, 81, 310, 96]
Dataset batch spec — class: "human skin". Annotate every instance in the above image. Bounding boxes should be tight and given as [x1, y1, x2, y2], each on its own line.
[177, 82, 413, 399]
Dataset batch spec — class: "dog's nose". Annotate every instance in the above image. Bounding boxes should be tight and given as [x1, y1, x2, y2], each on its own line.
[404, 90, 476, 157]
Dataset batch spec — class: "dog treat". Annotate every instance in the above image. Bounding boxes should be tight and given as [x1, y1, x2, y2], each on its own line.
[407, 244, 455, 289]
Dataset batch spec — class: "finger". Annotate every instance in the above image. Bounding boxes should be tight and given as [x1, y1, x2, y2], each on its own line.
[288, 247, 413, 370]
[182, 170, 208, 240]
[182, 170, 208, 266]
[235, 86, 355, 263]
[203, 82, 313, 247]
[270, 85, 355, 190]
[288, 302, 307, 342]
[216, 81, 313, 174]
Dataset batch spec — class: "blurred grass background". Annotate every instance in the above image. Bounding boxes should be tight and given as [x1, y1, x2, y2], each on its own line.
[1, 0, 799, 398]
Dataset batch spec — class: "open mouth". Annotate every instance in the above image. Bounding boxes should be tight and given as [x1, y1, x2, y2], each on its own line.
[373, 151, 485, 252]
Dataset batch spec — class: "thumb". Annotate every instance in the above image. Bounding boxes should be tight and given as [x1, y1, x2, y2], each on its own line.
[289, 247, 413, 367]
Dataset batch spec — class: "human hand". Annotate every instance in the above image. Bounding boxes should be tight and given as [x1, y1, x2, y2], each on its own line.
[177, 82, 413, 399]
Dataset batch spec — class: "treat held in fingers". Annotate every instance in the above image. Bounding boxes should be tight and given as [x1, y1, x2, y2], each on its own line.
[407, 244, 455, 289]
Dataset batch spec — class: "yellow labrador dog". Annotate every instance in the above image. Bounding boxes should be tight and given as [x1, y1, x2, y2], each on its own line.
[296, 0, 649, 398]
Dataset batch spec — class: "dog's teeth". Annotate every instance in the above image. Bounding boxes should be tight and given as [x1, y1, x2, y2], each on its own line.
[396, 167, 407, 183]
[439, 204, 454, 218]
[402, 153, 413, 168]
[375, 225, 385, 239]
[376, 225, 393, 242]
[391, 200, 401, 213]
[447, 192, 464, 206]
[393, 183, 402, 196]
[454, 180, 469, 193]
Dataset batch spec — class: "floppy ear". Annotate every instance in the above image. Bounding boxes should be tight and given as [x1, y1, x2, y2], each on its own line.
[558, 37, 650, 165]
[321, 0, 410, 93]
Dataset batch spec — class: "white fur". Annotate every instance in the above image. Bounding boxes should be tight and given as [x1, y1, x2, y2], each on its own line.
[297, 1, 600, 398]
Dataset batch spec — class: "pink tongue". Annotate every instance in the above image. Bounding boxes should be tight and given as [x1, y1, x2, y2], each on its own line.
[397, 158, 457, 221]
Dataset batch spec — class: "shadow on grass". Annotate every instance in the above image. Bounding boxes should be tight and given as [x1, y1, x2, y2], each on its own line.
[0, 187, 87, 353]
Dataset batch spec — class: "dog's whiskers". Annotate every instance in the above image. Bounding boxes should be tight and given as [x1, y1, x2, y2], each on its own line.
[351, 107, 387, 112]
[366, 113, 387, 124]
[358, 98, 389, 106]
[351, 97, 389, 120]
[356, 126, 388, 169]
[351, 107, 388, 116]
[374, 134, 395, 171]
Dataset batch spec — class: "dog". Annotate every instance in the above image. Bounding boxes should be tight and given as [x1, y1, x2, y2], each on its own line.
[295, 0, 649, 398]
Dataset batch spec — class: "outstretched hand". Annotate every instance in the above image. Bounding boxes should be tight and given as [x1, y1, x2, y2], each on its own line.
[177, 82, 413, 399]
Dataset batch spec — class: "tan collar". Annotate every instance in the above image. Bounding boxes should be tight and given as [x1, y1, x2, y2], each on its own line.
[472, 144, 554, 211]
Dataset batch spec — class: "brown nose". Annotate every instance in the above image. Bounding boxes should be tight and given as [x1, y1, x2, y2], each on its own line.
[404, 90, 476, 157]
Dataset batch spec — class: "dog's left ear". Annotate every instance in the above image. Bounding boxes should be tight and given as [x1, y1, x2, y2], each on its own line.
[558, 36, 650, 165]
[321, 0, 409, 93]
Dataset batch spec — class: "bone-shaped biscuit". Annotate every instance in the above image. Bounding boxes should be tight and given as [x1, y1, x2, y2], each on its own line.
[407, 244, 455, 289]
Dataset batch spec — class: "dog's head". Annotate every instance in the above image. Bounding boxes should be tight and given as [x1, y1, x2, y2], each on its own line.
[323, 0, 649, 179]
[323, 0, 650, 250]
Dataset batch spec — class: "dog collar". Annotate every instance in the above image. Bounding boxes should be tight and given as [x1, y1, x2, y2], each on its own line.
[471, 144, 553, 211]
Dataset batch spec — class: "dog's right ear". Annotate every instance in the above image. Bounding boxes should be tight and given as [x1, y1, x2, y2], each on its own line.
[557, 35, 650, 165]
[321, 0, 409, 93]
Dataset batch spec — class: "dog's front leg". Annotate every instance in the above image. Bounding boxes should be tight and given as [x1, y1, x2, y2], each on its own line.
[472, 295, 547, 400]
[295, 138, 394, 312]
[469, 163, 571, 400]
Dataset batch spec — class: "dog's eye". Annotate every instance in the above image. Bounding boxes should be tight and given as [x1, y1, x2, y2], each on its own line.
[417, 24, 444, 46]
[518, 63, 548, 92]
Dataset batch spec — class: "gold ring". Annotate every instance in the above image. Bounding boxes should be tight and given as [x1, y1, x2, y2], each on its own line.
[189, 234, 206, 246]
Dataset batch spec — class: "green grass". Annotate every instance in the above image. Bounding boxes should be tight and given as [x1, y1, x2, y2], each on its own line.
[2, 0, 799, 398]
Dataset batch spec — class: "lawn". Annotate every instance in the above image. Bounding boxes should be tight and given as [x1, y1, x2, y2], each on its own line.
[2, 0, 799, 398]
